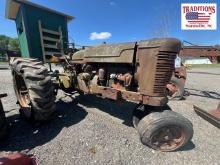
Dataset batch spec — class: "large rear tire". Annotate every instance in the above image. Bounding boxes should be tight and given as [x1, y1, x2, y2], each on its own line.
[137, 110, 193, 152]
[0, 100, 8, 140]
[10, 58, 56, 121]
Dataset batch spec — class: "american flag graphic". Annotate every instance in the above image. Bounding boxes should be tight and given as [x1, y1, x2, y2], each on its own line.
[185, 12, 211, 24]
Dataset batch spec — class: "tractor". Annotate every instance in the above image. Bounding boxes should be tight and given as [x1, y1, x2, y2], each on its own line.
[5, 0, 193, 152]
[9, 38, 193, 152]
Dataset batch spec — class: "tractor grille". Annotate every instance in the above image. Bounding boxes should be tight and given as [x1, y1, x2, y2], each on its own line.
[153, 51, 176, 96]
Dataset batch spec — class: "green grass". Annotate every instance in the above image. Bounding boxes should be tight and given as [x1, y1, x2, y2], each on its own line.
[0, 61, 8, 64]
[185, 64, 220, 68]
[186, 64, 220, 68]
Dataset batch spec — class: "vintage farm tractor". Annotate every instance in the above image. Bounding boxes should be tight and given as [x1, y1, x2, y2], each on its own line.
[5, 0, 193, 152]
[9, 38, 193, 151]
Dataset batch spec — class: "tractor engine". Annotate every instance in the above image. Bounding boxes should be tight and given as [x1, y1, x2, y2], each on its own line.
[60, 38, 181, 106]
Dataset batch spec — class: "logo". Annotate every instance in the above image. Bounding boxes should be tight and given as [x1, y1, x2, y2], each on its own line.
[181, 3, 217, 30]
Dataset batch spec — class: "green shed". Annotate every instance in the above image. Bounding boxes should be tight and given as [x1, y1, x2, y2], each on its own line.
[5, 0, 73, 62]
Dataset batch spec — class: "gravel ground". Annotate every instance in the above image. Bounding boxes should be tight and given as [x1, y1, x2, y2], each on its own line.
[0, 67, 220, 165]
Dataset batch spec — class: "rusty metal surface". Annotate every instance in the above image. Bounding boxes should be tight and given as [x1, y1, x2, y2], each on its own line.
[144, 96, 168, 106]
[71, 50, 85, 61]
[194, 105, 220, 129]
[209, 109, 220, 119]
[100, 87, 120, 100]
[150, 125, 185, 151]
[180, 46, 220, 57]
[120, 90, 141, 102]
[137, 39, 180, 97]
[69, 38, 181, 106]
[137, 47, 158, 96]
[84, 42, 135, 58]
[175, 65, 187, 79]
[138, 38, 181, 53]
[72, 38, 181, 64]
[88, 85, 168, 106]
[76, 42, 135, 63]
[153, 51, 176, 96]
[166, 83, 179, 97]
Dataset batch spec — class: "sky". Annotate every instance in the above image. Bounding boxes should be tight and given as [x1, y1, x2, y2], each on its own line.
[0, 0, 219, 46]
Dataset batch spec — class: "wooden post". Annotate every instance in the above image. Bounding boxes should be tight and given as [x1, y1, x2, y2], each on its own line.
[59, 26, 64, 54]
[38, 20, 46, 63]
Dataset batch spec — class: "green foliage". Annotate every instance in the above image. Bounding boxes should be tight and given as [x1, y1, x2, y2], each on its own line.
[9, 38, 19, 50]
[0, 35, 20, 61]
[0, 35, 20, 56]
[0, 35, 9, 51]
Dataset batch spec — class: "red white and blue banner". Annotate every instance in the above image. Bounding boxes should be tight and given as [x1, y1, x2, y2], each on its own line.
[181, 3, 217, 30]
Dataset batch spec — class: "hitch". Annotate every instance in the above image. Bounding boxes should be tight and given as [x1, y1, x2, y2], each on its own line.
[194, 103, 220, 129]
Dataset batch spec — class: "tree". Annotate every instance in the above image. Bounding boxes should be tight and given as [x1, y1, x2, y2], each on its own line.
[0, 35, 9, 51]
[0, 35, 20, 60]
[0, 35, 19, 50]
[9, 38, 19, 50]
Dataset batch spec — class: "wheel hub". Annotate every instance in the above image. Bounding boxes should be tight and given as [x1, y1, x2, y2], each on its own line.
[14, 72, 31, 118]
[151, 125, 185, 151]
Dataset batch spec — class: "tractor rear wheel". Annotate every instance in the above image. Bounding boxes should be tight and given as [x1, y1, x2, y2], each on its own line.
[137, 110, 193, 152]
[0, 100, 8, 140]
[10, 58, 56, 121]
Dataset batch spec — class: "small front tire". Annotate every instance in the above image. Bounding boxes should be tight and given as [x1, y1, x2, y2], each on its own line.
[137, 110, 193, 152]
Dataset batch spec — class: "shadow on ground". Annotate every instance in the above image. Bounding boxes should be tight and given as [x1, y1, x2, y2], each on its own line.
[0, 93, 137, 152]
[177, 141, 195, 152]
[185, 88, 220, 100]
[0, 99, 88, 152]
[187, 71, 220, 76]
[74, 94, 137, 127]
[0, 93, 196, 152]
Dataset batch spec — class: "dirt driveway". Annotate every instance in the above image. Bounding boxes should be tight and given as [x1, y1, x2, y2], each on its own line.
[0, 67, 220, 165]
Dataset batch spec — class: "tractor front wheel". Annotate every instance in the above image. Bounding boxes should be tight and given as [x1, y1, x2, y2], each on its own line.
[137, 110, 193, 152]
[132, 104, 171, 128]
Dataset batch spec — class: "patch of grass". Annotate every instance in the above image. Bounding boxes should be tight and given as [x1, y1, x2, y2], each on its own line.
[0, 61, 8, 64]
[185, 64, 220, 68]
